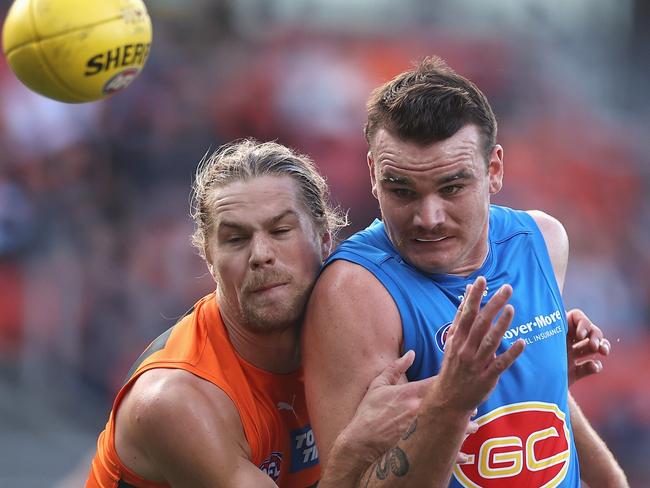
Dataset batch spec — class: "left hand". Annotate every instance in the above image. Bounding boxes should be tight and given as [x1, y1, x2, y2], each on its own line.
[338, 351, 432, 464]
[566, 309, 611, 385]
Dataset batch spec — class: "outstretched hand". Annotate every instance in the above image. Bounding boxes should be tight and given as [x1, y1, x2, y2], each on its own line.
[436, 276, 526, 413]
[566, 308, 611, 385]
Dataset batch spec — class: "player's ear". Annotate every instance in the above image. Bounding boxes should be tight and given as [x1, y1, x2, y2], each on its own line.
[368, 151, 378, 199]
[488, 144, 504, 194]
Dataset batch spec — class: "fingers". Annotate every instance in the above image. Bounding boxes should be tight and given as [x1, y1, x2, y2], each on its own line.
[457, 420, 479, 464]
[457, 452, 470, 464]
[466, 420, 478, 436]
[567, 309, 604, 346]
[468, 286, 513, 356]
[599, 338, 611, 356]
[475, 302, 514, 363]
[369, 351, 416, 388]
[487, 338, 525, 377]
[572, 359, 603, 382]
[571, 337, 611, 358]
[566, 308, 588, 338]
[454, 277, 486, 342]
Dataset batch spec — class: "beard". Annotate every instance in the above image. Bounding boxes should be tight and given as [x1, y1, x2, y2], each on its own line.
[238, 269, 313, 334]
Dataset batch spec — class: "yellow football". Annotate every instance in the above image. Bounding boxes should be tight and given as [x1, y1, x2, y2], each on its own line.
[2, 0, 152, 103]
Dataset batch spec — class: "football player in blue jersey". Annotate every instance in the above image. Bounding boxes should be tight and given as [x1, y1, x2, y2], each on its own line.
[303, 57, 626, 487]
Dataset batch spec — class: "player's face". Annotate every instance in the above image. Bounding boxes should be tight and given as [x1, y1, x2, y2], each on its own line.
[368, 125, 504, 275]
[206, 175, 329, 333]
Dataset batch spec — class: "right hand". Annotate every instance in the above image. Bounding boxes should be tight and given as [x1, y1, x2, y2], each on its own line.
[435, 276, 526, 414]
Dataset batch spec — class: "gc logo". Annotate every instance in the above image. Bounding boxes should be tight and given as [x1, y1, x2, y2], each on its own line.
[454, 402, 571, 488]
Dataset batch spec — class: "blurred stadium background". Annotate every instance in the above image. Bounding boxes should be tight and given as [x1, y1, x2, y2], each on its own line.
[1, 0, 649, 486]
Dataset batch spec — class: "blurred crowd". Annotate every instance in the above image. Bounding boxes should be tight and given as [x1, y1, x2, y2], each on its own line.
[1, 0, 649, 485]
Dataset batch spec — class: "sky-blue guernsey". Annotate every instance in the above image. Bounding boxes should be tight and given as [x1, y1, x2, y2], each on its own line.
[324, 205, 579, 488]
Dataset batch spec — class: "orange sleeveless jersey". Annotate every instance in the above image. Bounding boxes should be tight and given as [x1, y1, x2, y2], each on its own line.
[86, 293, 320, 488]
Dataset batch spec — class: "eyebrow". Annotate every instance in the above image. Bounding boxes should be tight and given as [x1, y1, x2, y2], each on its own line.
[438, 169, 474, 185]
[380, 173, 413, 186]
[216, 209, 298, 231]
[380, 169, 474, 187]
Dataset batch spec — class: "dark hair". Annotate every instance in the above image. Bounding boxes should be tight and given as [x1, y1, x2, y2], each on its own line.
[190, 139, 347, 259]
[364, 56, 497, 159]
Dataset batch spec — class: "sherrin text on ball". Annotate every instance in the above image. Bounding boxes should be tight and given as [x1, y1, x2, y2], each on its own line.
[2, 0, 152, 103]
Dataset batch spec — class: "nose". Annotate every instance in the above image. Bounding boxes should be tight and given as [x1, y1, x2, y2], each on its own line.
[413, 194, 445, 229]
[249, 233, 275, 269]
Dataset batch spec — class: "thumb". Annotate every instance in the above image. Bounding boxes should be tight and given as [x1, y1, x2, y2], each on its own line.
[369, 350, 415, 388]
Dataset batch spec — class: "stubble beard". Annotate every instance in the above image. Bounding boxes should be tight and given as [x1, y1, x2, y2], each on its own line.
[241, 284, 310, 334]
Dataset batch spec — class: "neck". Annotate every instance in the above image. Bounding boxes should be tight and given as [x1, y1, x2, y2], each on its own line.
[449, 212, 491, 276]
[451, 238, 490, 277]
[219, 306, 301, 374]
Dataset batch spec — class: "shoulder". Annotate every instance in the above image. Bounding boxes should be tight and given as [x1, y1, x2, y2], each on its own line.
[309, 259, 401, 330]
[115, 368, 250, 479]
[121, 368, 246, 444]
[527, 210, 568, 243]
[303, 259, 403, 369]
[526, 210, 569, 289]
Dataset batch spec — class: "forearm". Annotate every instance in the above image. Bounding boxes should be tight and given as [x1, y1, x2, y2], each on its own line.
[359, 405, 469, 488]
[318, 427, 373, 488]
[569, 394, 628, 488]
[322, 399, 470, 488]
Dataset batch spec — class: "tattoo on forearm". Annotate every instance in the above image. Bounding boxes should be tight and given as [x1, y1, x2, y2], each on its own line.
[402, 417, 417, 440]
[375, 452, 390, 480]
[362, 464, 374, 488]
[366, 447, 410, 485]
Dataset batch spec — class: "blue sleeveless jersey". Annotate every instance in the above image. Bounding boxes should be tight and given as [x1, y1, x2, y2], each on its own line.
[324, 205, 579, 488]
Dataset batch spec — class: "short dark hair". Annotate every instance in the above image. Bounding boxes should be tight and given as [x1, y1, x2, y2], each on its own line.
[190, 139, 347, 260]
[364, 56, 497, 159]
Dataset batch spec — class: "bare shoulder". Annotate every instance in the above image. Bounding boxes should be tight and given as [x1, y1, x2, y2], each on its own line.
[526, 210, 569, 290]
[527, 210, 568, 243]
[304, 259, 402, 351]
[115, 368, 250, 481]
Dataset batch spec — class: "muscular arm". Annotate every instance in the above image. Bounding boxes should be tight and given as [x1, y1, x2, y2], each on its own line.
[530, 210, 627, 487]
[115, 369, 276, 487]
[302, 260, 404, 470]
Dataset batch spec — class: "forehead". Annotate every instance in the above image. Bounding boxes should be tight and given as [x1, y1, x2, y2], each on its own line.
[372, 125, 484, 177]
[210, 175, 307, 226]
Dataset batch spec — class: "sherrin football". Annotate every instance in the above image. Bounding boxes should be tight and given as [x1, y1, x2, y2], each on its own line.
[2, 0, 152, 103]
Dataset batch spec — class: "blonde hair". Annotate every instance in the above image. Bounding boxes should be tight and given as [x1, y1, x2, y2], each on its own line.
[190, 139, 348, 259]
